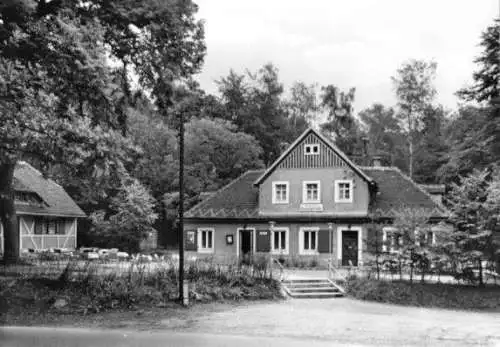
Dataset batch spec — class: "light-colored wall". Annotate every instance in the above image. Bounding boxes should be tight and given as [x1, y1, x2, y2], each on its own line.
[185, 222, 368, 266]
[259, 167, 369, 216]
[19, 216, 77, 251]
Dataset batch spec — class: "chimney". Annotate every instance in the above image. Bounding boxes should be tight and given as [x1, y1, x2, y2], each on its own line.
[371, 155, 383, 167]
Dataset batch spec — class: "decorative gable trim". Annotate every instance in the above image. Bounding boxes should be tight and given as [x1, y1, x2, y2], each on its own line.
[254, 128, 373, 186]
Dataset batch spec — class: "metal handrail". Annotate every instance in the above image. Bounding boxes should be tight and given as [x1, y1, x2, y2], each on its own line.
[326, 258, 347, 282]
[271, 257, 285, 281]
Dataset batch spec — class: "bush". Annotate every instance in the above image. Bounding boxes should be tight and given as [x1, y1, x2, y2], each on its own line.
[346, 278, 500, 310]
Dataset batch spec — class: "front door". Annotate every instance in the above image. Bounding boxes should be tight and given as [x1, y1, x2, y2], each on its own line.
[239, 229, 253, 263]
[342, 230, 358, 266]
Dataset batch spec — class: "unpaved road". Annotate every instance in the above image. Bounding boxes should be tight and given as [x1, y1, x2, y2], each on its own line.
[160, 298, 500, 346]
[2, 298, 500, 346]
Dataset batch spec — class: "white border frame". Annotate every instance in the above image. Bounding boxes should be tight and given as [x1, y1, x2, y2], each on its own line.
[236, 227, 256, 258]
[271, 227, 290, 255]
[197, 227, 215, 254]
[335, 180, 353, 203]
[302, 181, 321, 203]
[272, 181, 289, 204]
[299, 226, 319, 255]
[336, 226, 363, 266]
[304, 143, 320, 156]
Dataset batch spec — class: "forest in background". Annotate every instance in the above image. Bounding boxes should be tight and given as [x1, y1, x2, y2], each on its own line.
[0, 1, 499, 259]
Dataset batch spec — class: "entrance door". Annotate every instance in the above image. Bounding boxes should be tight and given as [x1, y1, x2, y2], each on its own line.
[342, 230, 358, 266]
[239, 229, 253, 263]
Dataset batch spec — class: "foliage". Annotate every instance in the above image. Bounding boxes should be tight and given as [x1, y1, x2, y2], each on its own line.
[457, 19, 500, 104]
[359, 103, 407, 168]
[319, 85, 365, 157]
[346, 278, 500, 310]
[216, 64, 310, 166]
[0, 259, 282, 321]
[88, 170, 158, 253]
[446, 168, 500, 285]
[391, 59, 437, 179]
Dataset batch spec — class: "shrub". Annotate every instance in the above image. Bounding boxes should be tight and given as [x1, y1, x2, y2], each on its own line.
[346, 278, 500, 310]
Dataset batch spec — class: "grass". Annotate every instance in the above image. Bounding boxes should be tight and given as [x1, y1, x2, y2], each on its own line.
[0, 258, 283, 326]
[346, 277, 500, 311]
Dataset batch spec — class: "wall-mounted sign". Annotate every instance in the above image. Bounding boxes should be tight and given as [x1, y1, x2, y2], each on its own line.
[259, 231, 268, 236]
[300, 203, 324, 211]
[226, 234, 234, 245]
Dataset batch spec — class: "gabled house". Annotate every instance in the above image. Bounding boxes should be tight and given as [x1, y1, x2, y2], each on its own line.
[184, 128, 447, 266]
[0, 161, 86, 254]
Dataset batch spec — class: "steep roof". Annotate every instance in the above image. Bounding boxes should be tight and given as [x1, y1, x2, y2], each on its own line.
[361, 167, 448, 218]
[186, 170, 264, 219]
[186, 167, 447, 220]
[14, 162, 86, 218]
[254, 128, 373, 185]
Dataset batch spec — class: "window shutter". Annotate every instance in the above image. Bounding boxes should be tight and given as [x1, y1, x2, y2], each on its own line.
[256, 229, 270, 252]
[317, 229, 330, 253]
[184, 230, 197, 251]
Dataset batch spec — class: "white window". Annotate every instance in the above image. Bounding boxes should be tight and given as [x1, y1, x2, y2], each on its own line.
[272, 181, 289, 204]
[299, 227, 318, 254]
[335, 180, 353, 203]
[303, 181, 320, 203]
[198, 228, 214, 253]
[304, 144, 320, 155]
[272, 227, 289, 254]
[382, 227, 402, 253]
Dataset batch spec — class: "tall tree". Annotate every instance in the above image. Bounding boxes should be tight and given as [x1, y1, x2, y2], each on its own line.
[359, 103, 407, 168]
[320, 85, 364, 157]
[457, 19, 500, 104]
[392, 60, 437, 179]
[285, 81, 319, 126]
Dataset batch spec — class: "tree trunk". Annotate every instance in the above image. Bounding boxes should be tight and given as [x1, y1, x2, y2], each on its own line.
[0, 162, 19, 264]
[408, 136, 414, 179]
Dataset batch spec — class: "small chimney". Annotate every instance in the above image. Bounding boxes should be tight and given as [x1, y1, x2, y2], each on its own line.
[371, 155, 383, 167]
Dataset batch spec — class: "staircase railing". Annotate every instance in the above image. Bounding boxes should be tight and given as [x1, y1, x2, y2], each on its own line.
[271, 257, 286, 282]
[326, 258, 347, 283]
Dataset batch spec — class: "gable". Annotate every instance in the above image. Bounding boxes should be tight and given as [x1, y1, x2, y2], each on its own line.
[254, 128, 372, 186]
[278, 132, 348, 169]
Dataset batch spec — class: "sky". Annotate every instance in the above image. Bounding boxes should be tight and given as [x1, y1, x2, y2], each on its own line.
[194, 0, 498, 113]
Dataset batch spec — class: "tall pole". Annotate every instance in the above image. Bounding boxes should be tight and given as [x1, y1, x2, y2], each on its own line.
[178, 107, 185, 302]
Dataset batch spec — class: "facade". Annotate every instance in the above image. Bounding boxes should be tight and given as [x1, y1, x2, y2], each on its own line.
[0, 161, 86, 254]
[184, 128, 447, 266]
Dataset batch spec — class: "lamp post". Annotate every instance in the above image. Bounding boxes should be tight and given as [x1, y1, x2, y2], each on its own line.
[178, 93, 186, 304]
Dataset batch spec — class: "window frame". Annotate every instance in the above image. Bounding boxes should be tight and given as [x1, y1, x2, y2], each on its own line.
[335, 180, 353, 203]
[302, 181, 321, 203]
[304, 144, 320, 156]
[272, 181, 289, 204]
[271, 227, 289, 255]
[197, 228, 215, 253]
[382, 227, 400, 254]
[299, 227, 319, 255]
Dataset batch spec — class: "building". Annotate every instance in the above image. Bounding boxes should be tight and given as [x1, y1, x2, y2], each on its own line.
[0, 161, 86, 254]
[184, 128, 447, 266]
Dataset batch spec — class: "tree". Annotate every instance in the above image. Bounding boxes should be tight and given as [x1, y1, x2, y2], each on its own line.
[359, 103, 407, 169]
[320, 85, 364, 157]
[457, 19, 500, 104]
[438, 106, 493, 183]
[446, 169, 500, 285]
[285, 81, 319, 126]
[89, 168, 158, 253]
[413, 105, 450, 183]
[392, 60, 437, 179]
[0, 2, 139, 263]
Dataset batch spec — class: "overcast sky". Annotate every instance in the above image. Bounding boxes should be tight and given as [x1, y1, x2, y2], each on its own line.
[194, 0, 497, 113]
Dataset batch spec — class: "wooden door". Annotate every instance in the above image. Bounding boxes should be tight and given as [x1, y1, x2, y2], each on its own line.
[342, 230, 358, 266]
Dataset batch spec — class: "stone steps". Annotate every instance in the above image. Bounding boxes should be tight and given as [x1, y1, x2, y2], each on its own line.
[282, 278, 345, 299]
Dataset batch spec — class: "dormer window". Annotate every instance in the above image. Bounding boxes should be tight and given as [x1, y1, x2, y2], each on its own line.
[304, 144, 319, 155]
